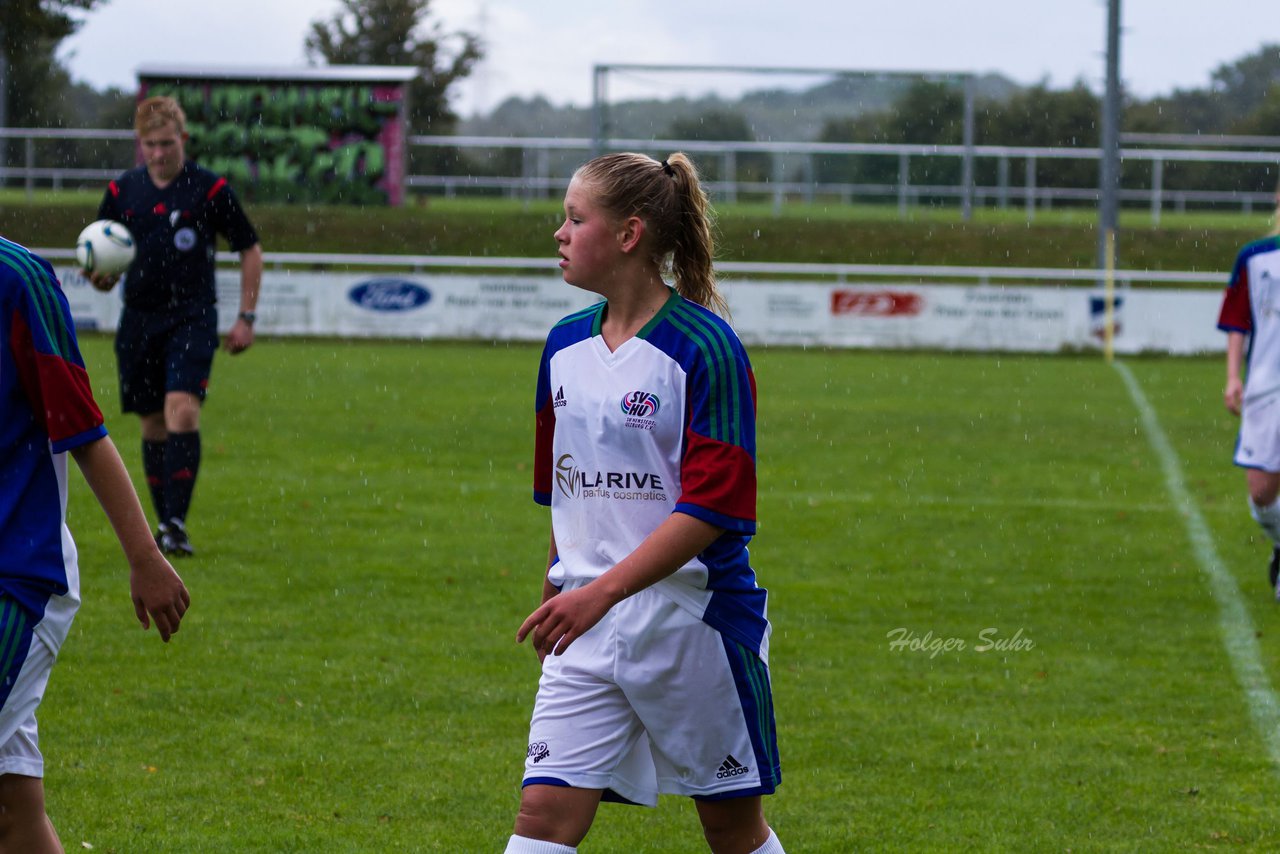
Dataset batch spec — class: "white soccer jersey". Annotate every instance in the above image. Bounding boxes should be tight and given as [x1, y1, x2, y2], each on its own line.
[1220, 235, 1280, 401]
[533, 290, 769, 656]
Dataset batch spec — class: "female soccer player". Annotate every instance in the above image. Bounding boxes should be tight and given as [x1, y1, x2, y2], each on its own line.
[1220, 184, 1280, 598]
[506, 153, 785, 854]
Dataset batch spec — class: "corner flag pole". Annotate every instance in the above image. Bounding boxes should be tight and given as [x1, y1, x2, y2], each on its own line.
[1098, 0, 1121, 362]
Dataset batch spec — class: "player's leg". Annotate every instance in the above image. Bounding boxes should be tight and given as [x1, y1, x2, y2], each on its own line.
[507, 595, 648, 850]
[695, 796, 783, 854]
[160, 309, 218, 556]
[508, 784, 602, 850]
[1246, 468, 1280, 593]
[0, 594, 72, 854]
[138, 411, 168, 543]
[116, 310, 169, 534]
[617, 591, 782, 851]
[1234, 396, 1280, 594]
[1246, 467, 1280, 528]
[0, 774, 61, 853]
[161, 390, 202, 554]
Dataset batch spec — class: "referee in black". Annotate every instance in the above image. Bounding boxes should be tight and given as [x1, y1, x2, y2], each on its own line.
[87, 95, 262, 557]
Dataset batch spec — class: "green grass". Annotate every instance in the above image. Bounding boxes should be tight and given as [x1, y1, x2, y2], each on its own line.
[46, 337, 1280, 851]
[0, 194, 1269, 273]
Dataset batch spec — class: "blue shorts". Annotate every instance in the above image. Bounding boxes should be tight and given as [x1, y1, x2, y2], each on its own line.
[115, 305, 218, 414]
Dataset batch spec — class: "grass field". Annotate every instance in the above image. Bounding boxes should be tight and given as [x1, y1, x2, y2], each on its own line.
[45, 335, 1280, 852]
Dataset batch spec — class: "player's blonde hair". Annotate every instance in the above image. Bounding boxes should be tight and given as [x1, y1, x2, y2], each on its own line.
[134, 96, 187, 136]
[574, 152, 728, 317]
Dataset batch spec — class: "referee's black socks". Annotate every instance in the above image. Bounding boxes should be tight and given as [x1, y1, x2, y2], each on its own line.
[142, 438, 168, 525]
[165, 430, 201, 525]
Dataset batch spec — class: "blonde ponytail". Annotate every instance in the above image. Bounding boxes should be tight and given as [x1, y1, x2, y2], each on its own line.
[574, 151, 729, 316]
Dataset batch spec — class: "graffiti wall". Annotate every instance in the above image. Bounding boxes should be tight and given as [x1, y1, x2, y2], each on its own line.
[138, 66, 417, 206]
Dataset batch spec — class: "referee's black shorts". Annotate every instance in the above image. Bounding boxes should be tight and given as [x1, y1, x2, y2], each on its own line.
[115, 305, 218, 415]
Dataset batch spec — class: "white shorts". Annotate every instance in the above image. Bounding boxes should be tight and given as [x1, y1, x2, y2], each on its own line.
[521, 586, 780, 807]
[0, 596, 75, 779]
[0, 520, 80, 779]
[1236, 393, 1280, 471]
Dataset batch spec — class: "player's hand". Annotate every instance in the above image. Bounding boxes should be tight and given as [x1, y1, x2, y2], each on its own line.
[517, 584, 613, 658]
[1225, 377, 1244, 417]
[86, 270, 120, 292]
[129, 552, 190, 642]
[224, 318, 255, 355]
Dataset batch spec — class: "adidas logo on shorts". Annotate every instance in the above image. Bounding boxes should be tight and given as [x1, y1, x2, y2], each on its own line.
[715, 754, 750, 779]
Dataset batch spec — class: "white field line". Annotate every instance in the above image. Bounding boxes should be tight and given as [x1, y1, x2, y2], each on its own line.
[1114, 360, 1280, 770]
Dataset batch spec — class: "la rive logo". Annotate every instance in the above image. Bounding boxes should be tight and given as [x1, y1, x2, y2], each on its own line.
[621, 390, 660, 430]
[555, 454, 582, 498]
[554, 453, 666, 502]
[348, 279, 432, 312]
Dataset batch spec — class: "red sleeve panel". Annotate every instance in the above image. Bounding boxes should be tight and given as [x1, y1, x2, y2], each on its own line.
[10, 309, 104, 451]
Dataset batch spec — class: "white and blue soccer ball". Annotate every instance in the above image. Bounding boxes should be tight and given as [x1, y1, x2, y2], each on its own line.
[76, 219, 135, 277]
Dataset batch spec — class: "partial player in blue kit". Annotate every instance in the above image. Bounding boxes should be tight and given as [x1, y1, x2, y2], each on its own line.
[1, 235, 189, 852]
[505, 153, 786, 854]
[87, 95, 263, 557]
[1219, 188, 1280, 598]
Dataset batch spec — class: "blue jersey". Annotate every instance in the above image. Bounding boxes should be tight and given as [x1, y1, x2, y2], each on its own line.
[98, 160, 259, 312]
[532, 290, 769, 656]
[0, 236, 106, 619]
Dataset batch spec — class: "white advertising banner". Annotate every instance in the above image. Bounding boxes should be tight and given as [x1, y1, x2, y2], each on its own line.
[58, 267, 1228, 356]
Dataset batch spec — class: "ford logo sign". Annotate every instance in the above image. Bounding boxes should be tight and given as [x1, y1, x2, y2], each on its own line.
[348, 279, 432, 312]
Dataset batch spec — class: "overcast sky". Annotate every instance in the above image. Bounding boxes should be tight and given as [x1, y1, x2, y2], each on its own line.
[59, 0, 1280, 118]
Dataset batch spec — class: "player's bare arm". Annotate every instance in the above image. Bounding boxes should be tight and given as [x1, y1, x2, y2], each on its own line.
[1226, 330, 1246, 416]
[224, 242, 263, 354]
[517, 513, 723, 658]
[69, 436, 190, 642]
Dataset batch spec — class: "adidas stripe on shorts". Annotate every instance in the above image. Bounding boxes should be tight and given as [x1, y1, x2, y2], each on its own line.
[521, 585, 780, 807]
[0, 585, 80, 778]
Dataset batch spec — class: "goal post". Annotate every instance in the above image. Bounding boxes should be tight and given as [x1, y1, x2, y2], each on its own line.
[589, 63, 978, 219]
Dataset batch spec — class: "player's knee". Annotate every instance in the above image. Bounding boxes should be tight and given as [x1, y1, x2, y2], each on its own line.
[1251, 484, 1280, 507]
[512, 787, 593, 847]
[164, 394, 201, 432]
[512, 806, 574, 847]
[697, 799, 769, 853]
[0, 774, 51, 850]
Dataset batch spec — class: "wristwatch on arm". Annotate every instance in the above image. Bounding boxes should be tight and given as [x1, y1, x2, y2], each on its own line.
[238, 311, 256, 325]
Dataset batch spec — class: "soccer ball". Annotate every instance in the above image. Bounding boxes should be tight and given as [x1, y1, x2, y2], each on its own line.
[76, 220, 135, 278]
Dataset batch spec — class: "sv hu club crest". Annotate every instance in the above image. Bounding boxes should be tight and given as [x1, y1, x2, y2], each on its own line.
[620, 391, 660, 418]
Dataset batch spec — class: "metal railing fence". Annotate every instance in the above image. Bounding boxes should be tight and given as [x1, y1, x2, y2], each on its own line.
[3, 128, 1277, 223]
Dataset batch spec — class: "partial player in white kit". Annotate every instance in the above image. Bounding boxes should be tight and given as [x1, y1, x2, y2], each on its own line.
[1219, 187, 1280, 598]
[505, 153, 786, 854]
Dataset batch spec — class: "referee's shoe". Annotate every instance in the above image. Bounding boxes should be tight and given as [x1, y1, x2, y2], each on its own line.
[160, 517, 195, 558]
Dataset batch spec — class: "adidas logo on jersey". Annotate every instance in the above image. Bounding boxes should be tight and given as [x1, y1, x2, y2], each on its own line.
[715, 754, 750, 779]
[553, 386, 567, 408]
